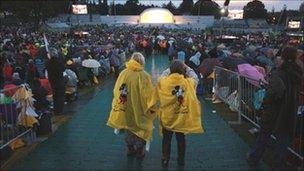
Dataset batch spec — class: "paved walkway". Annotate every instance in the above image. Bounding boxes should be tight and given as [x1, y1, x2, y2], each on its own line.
[12, 55, 267, 170]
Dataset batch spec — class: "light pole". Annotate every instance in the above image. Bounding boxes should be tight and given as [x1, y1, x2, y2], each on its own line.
[197, 1, 202, 27]
[220, 8, 226, 35]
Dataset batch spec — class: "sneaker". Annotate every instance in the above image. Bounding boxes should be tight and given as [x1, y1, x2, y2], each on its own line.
[161, 158, 169, 167]
[127, 146, 136, 157]
[136, 147, 145, 160]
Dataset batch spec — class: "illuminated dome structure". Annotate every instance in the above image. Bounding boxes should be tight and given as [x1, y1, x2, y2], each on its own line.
[139, 8, 174, 24]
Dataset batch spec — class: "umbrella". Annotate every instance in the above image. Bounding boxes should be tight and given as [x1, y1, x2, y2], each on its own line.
[256, 55, 274, 68]
[259, 47, 269, 55]
[168, 40, 175, 45]
[157, 35, 165, 40]
[198, 58, 222, 78]
[102, 44, 114, 50]
[169, 37, 175, 41]
[82, 59, 101, 68]
[217, 44, 226, 50]
[242, 56, 256, 65]
[237, 64, 266, 87]
[3, 84, 17, 97]
[222, 57, 248, 71]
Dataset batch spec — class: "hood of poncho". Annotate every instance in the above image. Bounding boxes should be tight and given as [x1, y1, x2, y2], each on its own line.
[126, 59, 144, 71]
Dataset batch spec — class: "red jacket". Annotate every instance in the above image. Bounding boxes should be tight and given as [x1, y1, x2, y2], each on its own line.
[3, 65, 13, 80]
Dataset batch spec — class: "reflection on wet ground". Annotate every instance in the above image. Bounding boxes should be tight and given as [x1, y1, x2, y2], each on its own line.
[146, 55, 169, 84]
[64, 77, 115, 116]
[65, 55, 168, 115]
[10, 55, 268, 171]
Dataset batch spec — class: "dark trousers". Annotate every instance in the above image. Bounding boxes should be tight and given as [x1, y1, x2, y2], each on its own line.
[125, 130, 146, 149]
[114, 66, 119, 78]
[248, 129, 289, 169]
[52, 88, 65, 114]
[162, 129, 185, 161]
[203, 78, 213, 95]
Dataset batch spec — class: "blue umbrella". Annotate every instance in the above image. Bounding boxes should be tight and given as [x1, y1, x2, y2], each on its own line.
[256, 55, 274, 68]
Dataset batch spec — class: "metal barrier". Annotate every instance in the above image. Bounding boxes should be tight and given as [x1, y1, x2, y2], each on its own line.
[0, 85, 36, 151]
[214, 66, 303, 165]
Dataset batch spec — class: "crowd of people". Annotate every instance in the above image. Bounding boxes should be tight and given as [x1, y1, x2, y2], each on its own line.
[1, 23, 304, 169]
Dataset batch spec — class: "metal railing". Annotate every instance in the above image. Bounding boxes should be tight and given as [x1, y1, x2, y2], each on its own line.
[214, 66, 303, 165]
[0, 85, 36, 151]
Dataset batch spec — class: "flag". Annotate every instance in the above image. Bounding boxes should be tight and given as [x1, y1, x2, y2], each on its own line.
[224, 0, 230, 7]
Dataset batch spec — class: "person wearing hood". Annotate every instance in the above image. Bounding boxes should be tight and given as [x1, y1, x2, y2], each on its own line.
[217, 44, 228, 60]
[188, 51, 202, 70]
[64, 62, 78, 101]
[25, 59, 39, 86]
[246, 46, 303, 170]
[154, 60, 204, 167]
[107, 52, 156, 160]
[32, 78, 49, 111]
[177, 48, 186, 62]
[12, 72, 24, 86]
[46, 48, 66, 115]
[109, 48, 121, 77]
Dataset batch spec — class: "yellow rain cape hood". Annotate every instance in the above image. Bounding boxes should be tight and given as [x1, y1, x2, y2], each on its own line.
[154, 73, 204, 134]
[107, 60, 156, 141]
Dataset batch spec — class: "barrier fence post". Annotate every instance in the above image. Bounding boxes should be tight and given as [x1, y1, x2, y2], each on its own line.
[0, 85, 36, 151]
[229, 74, 242, 125]
[213, 66, 303, 165]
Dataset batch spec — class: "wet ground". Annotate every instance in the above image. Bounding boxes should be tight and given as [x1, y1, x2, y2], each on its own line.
[10, 55, 268, 170]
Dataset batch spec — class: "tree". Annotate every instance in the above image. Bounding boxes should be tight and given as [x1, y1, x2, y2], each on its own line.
[178, 0, 193, 15]
[98, 0, 108, 15]
[243, 0, 267, 19]
[300, 2, 304, 14]
[162, 1, 177, 14]
[1, 0, 70, 28]
[124, 0, 140, 15]
[192, 0, 221, 18]
[114, 4, 125, 15]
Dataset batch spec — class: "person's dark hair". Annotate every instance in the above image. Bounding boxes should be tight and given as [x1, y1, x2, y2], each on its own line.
[33, 78, 41, 89]
[170, 60, 186, 76]
[281, 46, 297, 63]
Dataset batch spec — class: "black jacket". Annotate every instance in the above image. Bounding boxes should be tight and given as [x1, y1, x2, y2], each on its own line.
[46, 57, 65, 89]
[262, 62, 303, 140]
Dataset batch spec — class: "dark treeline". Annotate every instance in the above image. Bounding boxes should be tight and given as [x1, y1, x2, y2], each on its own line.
[1, 0, 303, 24]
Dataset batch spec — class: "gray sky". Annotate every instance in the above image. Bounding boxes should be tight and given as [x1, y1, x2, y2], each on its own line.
[109, 0, 302, 11]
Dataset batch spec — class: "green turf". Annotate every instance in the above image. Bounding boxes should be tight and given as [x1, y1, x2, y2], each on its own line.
[12, 55, 268, 170]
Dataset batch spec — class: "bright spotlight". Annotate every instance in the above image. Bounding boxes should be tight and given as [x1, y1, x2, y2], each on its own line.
[220, 8, 226, 14]
[140, 8, 174, 24]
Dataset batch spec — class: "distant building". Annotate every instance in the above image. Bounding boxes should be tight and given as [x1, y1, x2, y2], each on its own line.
[286, 16, 303, 31]
[213, 19, 272, 34]
[47, 8, 215, 30]
[227, 10, 244, 20]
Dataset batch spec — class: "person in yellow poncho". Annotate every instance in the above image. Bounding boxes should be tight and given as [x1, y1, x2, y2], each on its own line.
[107, 52, 156, 159]
[154, 60, 204, 167]
[61, 46, 68, 57]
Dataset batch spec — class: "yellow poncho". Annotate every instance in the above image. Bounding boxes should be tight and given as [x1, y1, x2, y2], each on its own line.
[61, 47, 68, 56]
[107, 60, 156, 142]
[154, 73, 204, 134]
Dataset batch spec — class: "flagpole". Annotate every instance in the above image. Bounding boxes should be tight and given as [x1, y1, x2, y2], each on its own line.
[43, 33, 51, 59]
